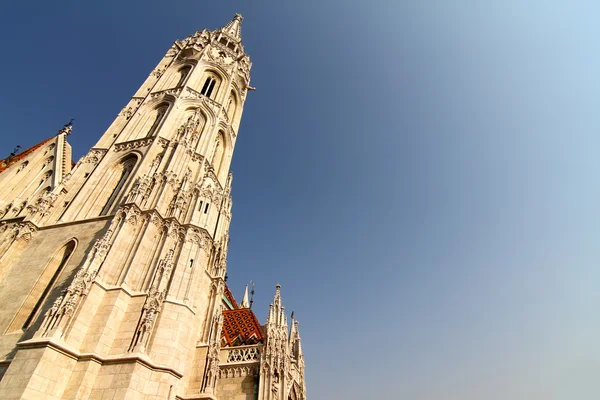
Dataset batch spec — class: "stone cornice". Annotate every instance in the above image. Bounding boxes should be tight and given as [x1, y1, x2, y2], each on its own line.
[114, 136, 155, 152]
[16, 337, 184, 379]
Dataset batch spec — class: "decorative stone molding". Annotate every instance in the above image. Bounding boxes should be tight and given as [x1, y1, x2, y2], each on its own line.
[82, 149, 108, 165]
[150, 87, 183, 100]
[151, 67, 165, 78]
[218, 365, 257, 379]
[224, 346, 260, 364]
[130, 248, 175, 352]
[119, 106, 134, 120]
[114, 137, 155, 152]
[202, 304, 224, 394]
[157, 137, 169, 148]
[181, 87, 221, 111]
[15, 222, 38, 242]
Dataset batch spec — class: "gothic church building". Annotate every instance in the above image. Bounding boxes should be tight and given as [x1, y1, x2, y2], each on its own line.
[0, 15, 306, 400]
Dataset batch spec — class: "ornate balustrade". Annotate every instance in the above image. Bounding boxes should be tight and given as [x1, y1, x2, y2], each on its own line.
[221, 345, 261, 365]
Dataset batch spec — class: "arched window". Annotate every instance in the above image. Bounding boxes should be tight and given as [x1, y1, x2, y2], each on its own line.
[43, 156, 54, 169]
[200, 74, 219, 98]
[176, 66, 192, 88]
[212, 132, 226, 176]
[146, 104, 168, 138]
[6, 240, 76, 332]
[227, 92, 238, 121]
[100, 156, 137, 216]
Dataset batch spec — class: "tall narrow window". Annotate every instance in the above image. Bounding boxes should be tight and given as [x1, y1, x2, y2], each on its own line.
[146, 105, 168, 138]
[7, 240, 76, 332]
[100, 157, 137, 216]
[200, 77, 217, 98]
[176, 66, 191, 88]
[227, 92, 237, 121]
[211, 132, 226, 176]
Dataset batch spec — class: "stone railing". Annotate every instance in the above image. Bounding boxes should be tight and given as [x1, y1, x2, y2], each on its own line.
[221, 345, 261, 364]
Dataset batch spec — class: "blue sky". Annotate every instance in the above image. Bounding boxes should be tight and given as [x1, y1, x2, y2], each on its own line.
[2, 1, 600, 398]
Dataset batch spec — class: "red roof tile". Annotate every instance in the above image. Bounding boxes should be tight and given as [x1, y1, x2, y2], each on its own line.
[0, 137, 54, 174]
[221, 308, 264, 347]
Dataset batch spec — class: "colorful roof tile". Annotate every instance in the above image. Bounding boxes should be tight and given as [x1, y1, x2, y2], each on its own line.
[223, 284, 239, 309]
[221, 308, 264, 347]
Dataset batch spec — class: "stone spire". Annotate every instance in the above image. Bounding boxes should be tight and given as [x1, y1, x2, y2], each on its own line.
[240, 284, 250, 308]
[267, 284, 287, 329]
[219, 13, 243, 42]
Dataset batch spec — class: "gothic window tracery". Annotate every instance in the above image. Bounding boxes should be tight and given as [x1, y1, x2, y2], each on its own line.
[146, 104, 169, 138]
[200, 72, 220, 98]
[227, 91, 238, 122]
[99, 156, 137, 216]
[176, 66, 192, 88]
[212, 131, 226, 176]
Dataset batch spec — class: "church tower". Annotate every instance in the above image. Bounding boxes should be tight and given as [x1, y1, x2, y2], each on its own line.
[0, 15, 305, 400]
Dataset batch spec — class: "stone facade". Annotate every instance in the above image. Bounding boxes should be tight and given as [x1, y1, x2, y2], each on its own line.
[0, 14, 305, 400]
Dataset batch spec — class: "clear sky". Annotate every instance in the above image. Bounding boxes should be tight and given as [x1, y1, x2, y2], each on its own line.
[2, 1, 600, 398]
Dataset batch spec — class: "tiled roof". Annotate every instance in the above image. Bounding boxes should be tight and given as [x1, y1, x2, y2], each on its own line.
[0, 137, 54, 174]
[221, 308, 264, 347]
[223, 284, 239, 309]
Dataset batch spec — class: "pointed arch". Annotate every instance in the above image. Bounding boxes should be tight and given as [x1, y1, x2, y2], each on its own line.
[176, 65, 192, 88]
[226, 90, 238, 122]
[211, 131, 226, 177]
[199, 70, 222, 99]
[145, 103, 169, 138]
[6, 239, 77, 333]
[99, 154, 139, 216]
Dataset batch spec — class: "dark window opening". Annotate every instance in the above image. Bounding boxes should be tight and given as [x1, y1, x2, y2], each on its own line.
[200, 77, 216, 98]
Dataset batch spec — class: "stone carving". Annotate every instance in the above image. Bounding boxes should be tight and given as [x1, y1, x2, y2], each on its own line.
[151, 67, 165, 78]
[226, 346, 260, 363]
[127, 174, 155, 205]
[202, 304, 224, 394]
[218, 365, 257, 379]
[15, 222, 37, 243]
[180, 87, 221, 111]
[119, 106, 134, 120]
[82, 149, 108, 164]
[125, 207, 141, 225]
[114, 137, 154, 152]
[33, 191, 58, 218]
[149, 87, 182, 100]
[166, 45, 180, 58]
[130, 249, 175, 352]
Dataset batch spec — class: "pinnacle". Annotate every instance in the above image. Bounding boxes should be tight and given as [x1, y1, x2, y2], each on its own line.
[220, 14, 244, 41]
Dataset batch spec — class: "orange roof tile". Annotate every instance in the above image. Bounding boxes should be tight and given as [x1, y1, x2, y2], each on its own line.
[221, 308, 264, 347]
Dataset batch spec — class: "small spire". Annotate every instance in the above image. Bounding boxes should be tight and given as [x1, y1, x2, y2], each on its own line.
[220, 14, 243, 41]
[241, 284, 250, 308]
[58, 119, 75, 136]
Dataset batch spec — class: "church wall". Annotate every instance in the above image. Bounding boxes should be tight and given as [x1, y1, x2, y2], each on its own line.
[0, 218, 110, 361]
[216, 375, 256, 400]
